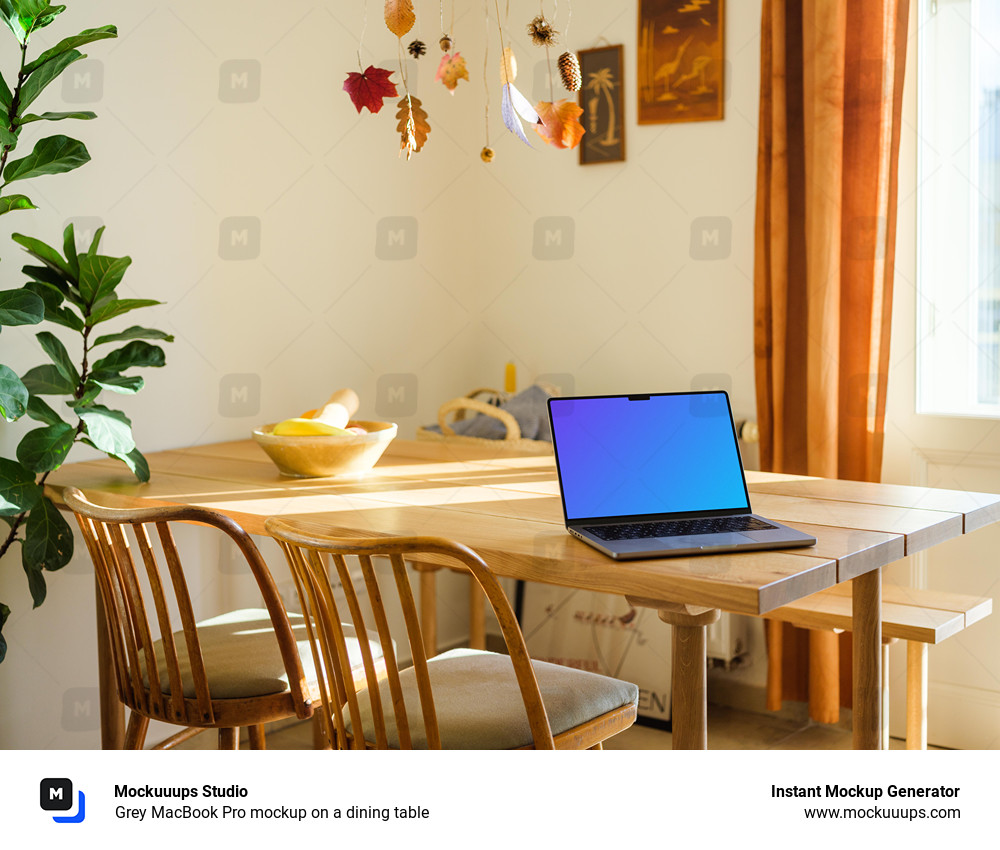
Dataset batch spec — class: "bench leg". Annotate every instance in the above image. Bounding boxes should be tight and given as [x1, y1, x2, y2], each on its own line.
[809, 629, 840, 724]
[906, 641, 928, 750]
[765, 619, 783, 711]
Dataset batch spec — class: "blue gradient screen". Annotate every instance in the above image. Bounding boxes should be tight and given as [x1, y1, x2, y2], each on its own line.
[548, 393, 750, 521]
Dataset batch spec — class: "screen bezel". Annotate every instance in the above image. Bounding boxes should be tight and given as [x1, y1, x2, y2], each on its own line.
[546, 391, 753, 525]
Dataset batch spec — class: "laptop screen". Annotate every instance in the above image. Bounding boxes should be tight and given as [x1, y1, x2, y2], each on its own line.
[548, 392, 751, 522]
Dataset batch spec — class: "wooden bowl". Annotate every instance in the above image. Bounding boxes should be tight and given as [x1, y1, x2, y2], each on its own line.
[252, 420, 397, 478]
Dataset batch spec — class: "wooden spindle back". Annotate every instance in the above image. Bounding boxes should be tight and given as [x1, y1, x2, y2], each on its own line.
[63, 487, 311, 726]
[267, 518, 556, 749]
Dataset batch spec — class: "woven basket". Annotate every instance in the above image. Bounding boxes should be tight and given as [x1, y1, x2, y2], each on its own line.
[416, 388, 553, 454]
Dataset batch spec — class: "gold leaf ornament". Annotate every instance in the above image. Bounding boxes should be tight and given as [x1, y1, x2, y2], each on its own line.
[500, 47, 517, 83]
[396, 95, 430, 158]
[436, 53, 469, 93]
[384, 0, 416, 38]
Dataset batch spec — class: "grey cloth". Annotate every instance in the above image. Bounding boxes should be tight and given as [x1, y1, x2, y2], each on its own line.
[345, 648, 639, 749]
[426, 385, 554, 441]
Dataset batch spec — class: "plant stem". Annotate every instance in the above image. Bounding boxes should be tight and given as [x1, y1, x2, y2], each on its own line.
[0, 41, 28, 189]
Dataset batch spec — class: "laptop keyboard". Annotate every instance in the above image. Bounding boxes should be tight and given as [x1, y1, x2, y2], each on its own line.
[584, 515, 777, 541]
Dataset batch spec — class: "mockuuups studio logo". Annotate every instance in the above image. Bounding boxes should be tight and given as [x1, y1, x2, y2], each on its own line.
[533, 217, 575, 260]
[375, 217, 417, 260]
[61, 58, 103, 103]
[689, 216, 732, 260]
[40, 778, 86, 823]
[376, 373, 418, 417]
[219, 217, 261, 260]
[64, 217, 104, 252]
[219, 373, 261, 417]
[219, 60, 261, 103]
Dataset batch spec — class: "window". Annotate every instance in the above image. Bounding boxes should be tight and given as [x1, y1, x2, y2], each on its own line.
[917, 0, 1000, 415]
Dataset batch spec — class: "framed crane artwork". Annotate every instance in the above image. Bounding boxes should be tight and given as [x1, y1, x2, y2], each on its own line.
[578, 45, 626, 165]
[637, 0, 725, 124]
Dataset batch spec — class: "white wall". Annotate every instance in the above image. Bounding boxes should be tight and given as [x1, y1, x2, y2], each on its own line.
[0, 1, 763, 747]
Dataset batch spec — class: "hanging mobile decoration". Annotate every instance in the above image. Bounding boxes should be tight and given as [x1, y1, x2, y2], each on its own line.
[480, 0, 494, 162]
[495, 0, 540, 146]
[384, 0, 432, 157]
[528, 1, 584, 150]
[343, 1, 398, 114]
[557, 1, 580, 91]
[407, 39, 426, 58]
[435, 1, 468, 94]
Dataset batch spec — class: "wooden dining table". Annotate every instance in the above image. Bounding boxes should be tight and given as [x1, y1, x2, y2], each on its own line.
[47, 437, 1000, 750]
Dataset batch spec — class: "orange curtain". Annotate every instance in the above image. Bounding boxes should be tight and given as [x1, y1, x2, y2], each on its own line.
[754, 0, 909, 718]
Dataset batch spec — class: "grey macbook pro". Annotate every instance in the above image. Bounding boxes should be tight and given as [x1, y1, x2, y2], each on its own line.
[547, 391, 816, 559]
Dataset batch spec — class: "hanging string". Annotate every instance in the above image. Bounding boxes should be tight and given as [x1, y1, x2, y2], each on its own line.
[357, 0, 369, 72]
[483, 0, 490, 145]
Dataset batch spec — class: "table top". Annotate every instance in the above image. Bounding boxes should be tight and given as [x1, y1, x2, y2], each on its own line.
[47, 438, 1000, 617]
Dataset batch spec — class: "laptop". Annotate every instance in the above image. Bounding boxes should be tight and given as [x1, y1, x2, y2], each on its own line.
[547, 391, 816, 559]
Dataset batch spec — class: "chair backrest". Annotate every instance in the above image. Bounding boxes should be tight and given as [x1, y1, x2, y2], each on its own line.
[62, 487, 310, 726]
[264, 517, 556, 749]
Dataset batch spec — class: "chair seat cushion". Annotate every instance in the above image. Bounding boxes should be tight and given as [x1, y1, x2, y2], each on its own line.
[141, 608, 383, 701]
[348, 648, 639, 749]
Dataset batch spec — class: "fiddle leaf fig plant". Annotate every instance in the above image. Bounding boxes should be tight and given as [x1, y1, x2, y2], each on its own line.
[0, 2, 171, 663]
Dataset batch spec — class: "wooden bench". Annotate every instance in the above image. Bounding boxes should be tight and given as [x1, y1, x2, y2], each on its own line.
[764, 584, 992, 748]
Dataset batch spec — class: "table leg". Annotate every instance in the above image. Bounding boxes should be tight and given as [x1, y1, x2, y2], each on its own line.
[657, 604, 721, 750]
[95, 574, 124, 749]
[852, 567, 882, 749]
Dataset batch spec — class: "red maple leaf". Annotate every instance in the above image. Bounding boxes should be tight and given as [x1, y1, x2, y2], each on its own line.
[343, 66, 398, 114]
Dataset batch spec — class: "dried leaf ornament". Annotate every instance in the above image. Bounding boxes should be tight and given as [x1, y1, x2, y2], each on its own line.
[408, 39, 427, 58]
[500, 47, 517, 82]
[436, 52, 469, 94]
[396, 94, 430, 158]
[527, 15, 559, 47]
[343, 65, 398, 114]
[501, 82, 541, 147]
[534, 99, 585, 150]
[384, 0, 416, 38]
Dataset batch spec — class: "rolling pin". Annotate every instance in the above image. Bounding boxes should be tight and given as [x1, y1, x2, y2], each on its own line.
[272, 388, 360, 435]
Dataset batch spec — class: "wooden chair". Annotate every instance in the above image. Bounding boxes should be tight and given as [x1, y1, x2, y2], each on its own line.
[63, 487, 384, 750]
[265, 517, 639, 750]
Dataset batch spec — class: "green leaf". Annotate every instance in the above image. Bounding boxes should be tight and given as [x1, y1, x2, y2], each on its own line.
[0, 455, 42, 515]
[91, 373, 143, 394]
[0, 364, 29, 421]
[23, 280, 84, 331]
[35, 330, 79, 384]
[23, 494, 73, 574]
[18, 47, 81, 108]
[24, 24, 117, 73]
[22, 559, 45, 607]
[12, 232, 74, 279]
[94, 325, 174, 346]
[18, 110, 97, 124]
[0, 194, 37, 216]
[20, 363, 74, 395]
[3, 135, 90, 184]
[0, 288, 44, 325]
[25, 393, 63, 426]
[92, 340, 165, 374]
[16, 421, 74, 472]
[0, 72, 11, 110]
[78, 403, 134, 455]
[0, 124, 18, 148]
[65, 381, 99, 407]
[87, 224, 105, 256]
[114, 446, 149, 483]
[0, 602, 9, 663]
[78, 254, 131, 305]
[87, 297, 161, 326]
[61, 221, 78, 278]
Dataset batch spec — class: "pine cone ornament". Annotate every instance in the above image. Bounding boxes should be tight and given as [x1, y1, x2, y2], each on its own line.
[558, 51, 582, 92]
[408, 39, 427, 59]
